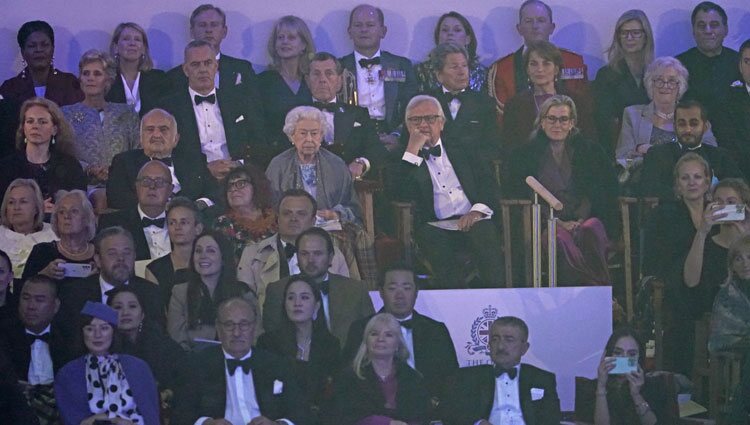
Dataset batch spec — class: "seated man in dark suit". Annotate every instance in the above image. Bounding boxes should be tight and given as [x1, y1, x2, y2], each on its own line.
[173, 297, 307, 425]
[99, 160, 172, 260]
[57, 227, 163, 340]
[641, 100, 744, 199]
[398, 94, 503, 288]
[107, 108, 216, 210]
[166, 4, 255, 91]
[428, 42, 500, 160]
[341, 4, 418, 152]
[305, 52, 387, 179]
[156, 40, 268, 179]
[342, 263, 457, 406]
[0, 275, 73, 423]
[263, 227, 374, 346]
[442, 316, 561, 425]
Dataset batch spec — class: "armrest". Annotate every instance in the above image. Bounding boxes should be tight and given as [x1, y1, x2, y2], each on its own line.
[354, 179, 383, 239]
[393, 201, 415, 263]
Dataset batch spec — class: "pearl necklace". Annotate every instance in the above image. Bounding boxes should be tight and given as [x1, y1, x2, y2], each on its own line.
[654, 110, 674, 120]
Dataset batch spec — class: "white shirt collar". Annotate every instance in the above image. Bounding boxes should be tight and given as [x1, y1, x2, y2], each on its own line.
[188, 86, 217, 100]
[746, 83, 750, 95]
[354, 49, 382, 64]
[223, 348, 252, 360]
[215, 52, 222, 61]
[677, 141, 702, 151]
[25, 324, 51, 336]
[137, 204, 166, 220]
[397, 313, 414, 321]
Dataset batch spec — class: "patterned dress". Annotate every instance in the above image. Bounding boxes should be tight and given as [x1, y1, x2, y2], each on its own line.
[414, 57, 488, 93]
[213, 208, 278, 258]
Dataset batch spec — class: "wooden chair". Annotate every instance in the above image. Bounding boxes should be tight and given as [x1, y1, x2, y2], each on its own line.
[709, 350, 745, 425]
[692, 313, 713, 406]
[353, 178, 382, 240]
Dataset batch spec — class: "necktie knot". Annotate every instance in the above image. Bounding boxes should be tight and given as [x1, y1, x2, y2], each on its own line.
[358, 57, 381, 68]
[226, 357, 254, 376]
[399, 319, 413, 329]
[152, 157, 173, 167]
[26, 332, 50, 345]
[313, 101, 338, 113]
[419, 144, 442, 159]
[194, 93, 216, 105]
[318, 280, 330, 296]
[494, 366, 517, 379]
[141, 217, 165, 228]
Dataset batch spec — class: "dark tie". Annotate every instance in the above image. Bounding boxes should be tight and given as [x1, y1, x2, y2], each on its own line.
[358, 57, 381, 68]
[419, 144, 442, 159]
[284, 243, 297, 260]
[141, 217, 165, 228]
[226, 357, 255, 376]
[194, 93, 216, 105]
[26, 332, 50, 345]
[318, 280, 330, 296]
[152, 157, 173, 167]
[399, 319, 413, 329]
[443, 91, 465, 103]
[494, 366, 517, 379]
[313, 101, 338, 113]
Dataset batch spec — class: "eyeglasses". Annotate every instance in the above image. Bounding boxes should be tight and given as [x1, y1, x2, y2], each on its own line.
[543, 115, 572, 125]
[218, 320, 254, 332]
[652, 78, 680, 89]
[136, 177, 170, 189]
[406, 115, 442, 125]
[619, 29, 644, 39]
[228, 178, 250, 191]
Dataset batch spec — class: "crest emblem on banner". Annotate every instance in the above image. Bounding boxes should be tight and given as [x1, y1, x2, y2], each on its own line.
[465, 305, 499, 355]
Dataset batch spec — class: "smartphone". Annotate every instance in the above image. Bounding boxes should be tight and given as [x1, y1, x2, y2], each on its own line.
[609, 356, 638, 374]
[715, 204, 746, 222]
[60, 263, 93, 278]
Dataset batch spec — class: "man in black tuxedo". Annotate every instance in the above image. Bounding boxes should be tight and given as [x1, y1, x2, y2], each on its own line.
[342, 264, 457, 404]
[441, 316, 561, 425]
[428, 43, 500, 160]
[398, 95, 504, 288]
[340, 4, 417, 152]
[640, 100, 744, 199]
[107, 108, 216, 209]
[305, 52, 387, 179]
[156, 40, 268, 179]
[99, 161, 173, 260]
[57, 227, 164, 340]
[167, 4, 255, 91]
[173, 297, 307, 425]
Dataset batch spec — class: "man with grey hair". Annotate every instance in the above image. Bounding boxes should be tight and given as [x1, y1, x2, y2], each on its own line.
[398, 95, 503, 288]
[107, 108, 216, 209]
[99, 160, 174, 260]
[155, 40, 268, 179]
[166, 3, 255, 91]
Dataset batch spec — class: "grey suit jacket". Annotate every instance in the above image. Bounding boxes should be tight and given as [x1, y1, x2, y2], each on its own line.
[262, 273, 374, 346]
[616, 102, 717, 163]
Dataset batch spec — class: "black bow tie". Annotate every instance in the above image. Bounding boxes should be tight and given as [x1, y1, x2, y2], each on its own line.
[152, 157, 172, 167]
[226, 357, 255, 376]
[419, 144, 442, 159]
[399, 319, 413, 329]
[318, 280, 330, 296]
[443, 91, 465, 103]
[26, 332, 50, 345]
[358, 57, 381, 68]
[494, 366, 517, 379]
[313, 101, 338, 113]
[141, 217, 165, 228]
[283, 243, 296, 260]
[194, 93, 216, 105]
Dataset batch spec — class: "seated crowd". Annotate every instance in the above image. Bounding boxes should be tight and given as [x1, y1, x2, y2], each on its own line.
[1, 1, 750, 424]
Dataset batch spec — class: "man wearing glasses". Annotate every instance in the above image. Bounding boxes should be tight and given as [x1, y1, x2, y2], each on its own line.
[173, 297, 306, 425]
[99, 161, 174, 260]
[398, 95, 504, 288]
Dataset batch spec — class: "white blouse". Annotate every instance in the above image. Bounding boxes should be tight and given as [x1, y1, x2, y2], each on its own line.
[0, 223, 58, 278]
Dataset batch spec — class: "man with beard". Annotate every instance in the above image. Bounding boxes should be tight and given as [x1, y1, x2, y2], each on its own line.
[57, 227, 163, 340]
[640, 100, 744, 199]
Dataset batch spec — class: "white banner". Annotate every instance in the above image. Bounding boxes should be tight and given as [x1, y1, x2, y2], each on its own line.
[370, 286, 612, 411]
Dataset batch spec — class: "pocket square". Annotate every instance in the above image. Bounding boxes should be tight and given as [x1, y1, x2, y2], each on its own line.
[235, 74, 242, 85]
[235, 115, 245, 123]
[470, 120, 480, 124]
[353, 121, 362, 127]
[531, 388, 544, 401]
[273, 379, 284, 395]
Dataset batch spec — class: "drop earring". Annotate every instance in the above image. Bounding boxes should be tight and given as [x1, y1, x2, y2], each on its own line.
[51, 136, 56, 145]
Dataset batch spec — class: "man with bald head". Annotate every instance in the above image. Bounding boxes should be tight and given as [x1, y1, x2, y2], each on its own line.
[173, 297, 307, 425]
[107, 108, 216, 209]
[488, 0, 588, 120]
[99, 160, 173, 260]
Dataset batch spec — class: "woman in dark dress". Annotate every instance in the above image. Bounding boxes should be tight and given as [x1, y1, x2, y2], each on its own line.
[0, 97, 86, 205]
[257, 275, 340, 422]
[0, 20, 83, 108]
[258, 15, 316, 146]
[592, 10, 653, 151]
[507, 95, 616, 285]
[332, 312, 430, 425]
[107, 22, 167, 115]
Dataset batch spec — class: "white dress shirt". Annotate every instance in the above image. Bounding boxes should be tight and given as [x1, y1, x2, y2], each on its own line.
[121, 72, 141, 113]
[354, 50, 385, 120]
[488, 364, 526, 425]
[442, 86, 464, 120]
[397, 315, 415, 368]
[401, 140, 493, 220]
[215, 52, 222, 89]
[188, 86, 230, 162]
[26, 325, 54, 385]
[137, 205, 171, 259]
[280, 240, 300, 275]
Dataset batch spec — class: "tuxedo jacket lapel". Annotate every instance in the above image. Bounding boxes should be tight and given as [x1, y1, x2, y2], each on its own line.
[519, 364, 535, 425]
[480, 366, 496, 419]
[382, 53, 399, 126]
[333, 107, 355, 145]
